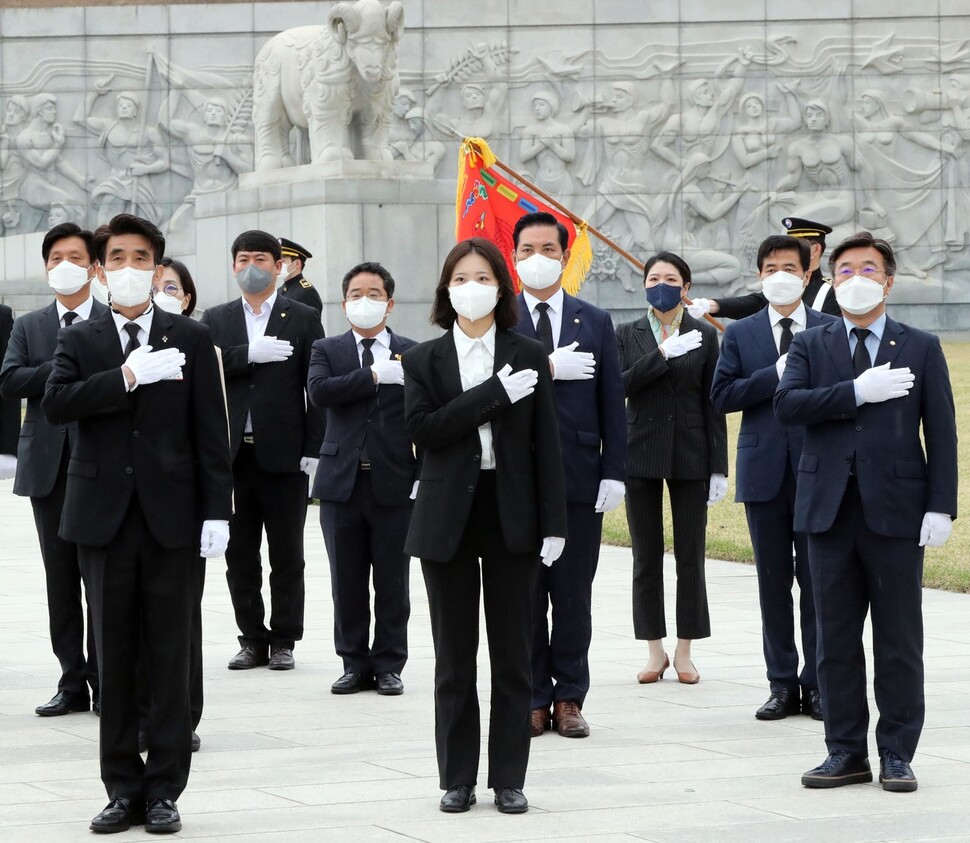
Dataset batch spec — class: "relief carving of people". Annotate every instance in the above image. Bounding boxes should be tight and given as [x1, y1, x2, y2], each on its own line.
[0, 96, 29, 209]
[392, 107, 445, 172]
[519, 89, 576, 196]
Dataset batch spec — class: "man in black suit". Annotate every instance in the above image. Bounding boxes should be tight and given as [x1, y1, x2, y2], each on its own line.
[201, 230, 325, 672]
[43, 213, 234, 834]
[0, 303, 19, 481]
[776, 231, 957, 793]
[510, 212, 627, 739]
[711, 235, 837, 722]
[307, 262, 417, 696]
[0, 223, 106, 718]
[278, 236, 323, 316]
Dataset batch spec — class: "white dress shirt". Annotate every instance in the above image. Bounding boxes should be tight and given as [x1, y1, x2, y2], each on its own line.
[351, 327, 392, 364]
[522, 287, 564, 348]
[453, 323, 496, 470]
[768, 301, 807, 354]
[111, 305, 155, 392]
[243, 290, 277, 343]
[55, 294, 94, 327]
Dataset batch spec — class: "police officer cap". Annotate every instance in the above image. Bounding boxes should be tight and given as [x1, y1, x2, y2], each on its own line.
[279, 237, 312, 263]
[782, 217, 833, 240]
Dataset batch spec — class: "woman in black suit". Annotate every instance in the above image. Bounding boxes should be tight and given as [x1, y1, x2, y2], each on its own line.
[402, 237, 567, 816]
[615, 251, 728, 686]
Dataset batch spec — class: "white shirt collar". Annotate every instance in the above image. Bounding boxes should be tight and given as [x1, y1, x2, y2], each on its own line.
[843, 312, 887, 341]
[55, 293, 94, 322]
[110, 304, 154, 335]
[522, 287, 564, 315]
[352, 327, 390, 349]
[453, 322, 496, 358]
[768, 301, 807, 328]
[243, 291, 277, 317]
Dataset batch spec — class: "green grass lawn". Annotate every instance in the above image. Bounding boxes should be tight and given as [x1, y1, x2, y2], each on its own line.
[603, 340, 970, 594]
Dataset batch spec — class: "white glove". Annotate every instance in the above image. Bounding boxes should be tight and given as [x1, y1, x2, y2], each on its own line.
[124, 345, 185, 387]
[497, 363, 538, 404]
[549, 341, 596, 381]
[854, 362, 915, 404]
[707, 473, 728, 506]
[686, 298, 713, 319]
[0, 454, 16, 481]
[199, 519, 230, 558]
[595, 479, 625, 513]
[540, 536, 566, 567]
[300, 456, 318, 478]
[409, 480, 419, 500]
[248, 335, 293, 364]
[659, 329, 703, 360]
[919, 512, 953, 548]
[775, 352, 788, 379]
[371, 358, 404, 385]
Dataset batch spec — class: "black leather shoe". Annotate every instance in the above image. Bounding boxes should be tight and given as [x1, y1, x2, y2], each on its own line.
[439, 785, 475, 813]
[268, 647, 295, 671]
[145, 798, 181, 833]
[494, 787, 528, 814]
[93, 698, 101, 717]
[191, 731, 201, 752]
[802, 751, 872, 788]
[755, 688, 801, 720]
[803, 689, 824, 721]
[376, 672, 404, 695]
[35, 691, 89, 717]
[330, 672, 374, 694]
[880, 751, 918, 792]
[90, 797, 145, 833]
[227, 645, 268, 670]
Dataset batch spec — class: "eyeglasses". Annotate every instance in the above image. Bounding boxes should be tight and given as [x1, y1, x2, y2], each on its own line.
[345, 291, 388, 301]
[835, 266, 885, 280]
[158, 283, 182, 297]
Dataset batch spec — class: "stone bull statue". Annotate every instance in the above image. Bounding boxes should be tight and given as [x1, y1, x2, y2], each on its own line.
[252, 0, 405, 170]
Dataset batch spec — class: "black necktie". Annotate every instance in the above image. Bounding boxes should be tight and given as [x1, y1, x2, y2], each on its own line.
[852, 327, 872, 376]
[535, 302, 554, 354]
[778, 317, 794, 356]
[123, 323, 141, 358]
[63, 311, 78, 327]
[360, 338, 376, 367]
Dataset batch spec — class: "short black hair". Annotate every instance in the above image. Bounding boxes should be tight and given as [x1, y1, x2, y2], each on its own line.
[431, 238, 519, 331]
[159, 257, 198, 317]
[231, 229, 282, 261]
[757, 235, 811, 273]
[512, 211, 568, 252]
[92, 214, 165, 265]
[643, 251, 692, 288]
[828, 231, 897, 277]
[42, 223, 93, 263]
[341, 261, 395, 298]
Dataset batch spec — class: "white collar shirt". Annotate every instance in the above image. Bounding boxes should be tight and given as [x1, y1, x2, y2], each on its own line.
[452, 323, 496, 469]
[768, 301, 807, 355]
[111, 305, 155, 392]
[242, 291, 277, 343]
[55, 294, 94, 327]
[351, 327, 392, 365]
[522, 287, 564, 349]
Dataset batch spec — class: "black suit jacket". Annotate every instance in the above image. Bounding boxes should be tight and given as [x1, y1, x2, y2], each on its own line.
[402, 329, 568, 562]
[201, 295, 326, 472]
[775, 315, 958, 538]
[307, 328, 418, 506]
[0, 304, 20, 456]
[616, 311, 728, 480]
[42, 308, 234, 549]
[279, 272, 323, 316]
[0, 298, 108, 497]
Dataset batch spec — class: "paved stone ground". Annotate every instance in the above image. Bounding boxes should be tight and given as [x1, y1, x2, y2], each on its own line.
[1, 488, 969, 842]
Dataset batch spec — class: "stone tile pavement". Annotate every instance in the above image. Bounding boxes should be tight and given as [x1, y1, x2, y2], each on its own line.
[1, 488, 969, 841]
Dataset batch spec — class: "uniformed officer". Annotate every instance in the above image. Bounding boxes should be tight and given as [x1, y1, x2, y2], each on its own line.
[278, 237, 323, 316]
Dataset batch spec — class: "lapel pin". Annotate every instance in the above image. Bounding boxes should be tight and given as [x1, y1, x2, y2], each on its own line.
[281, 312, 287, 318]
[889, 340, 896, 346]
[161, 336, 168, 343]
[574, 318, 580, 324]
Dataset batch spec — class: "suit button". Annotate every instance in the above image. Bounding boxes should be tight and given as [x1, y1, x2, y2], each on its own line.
[132, 430, 140, 438]
[667, 415, 673, 421]
[473, 454, 480, 462]
[125, 466, 133, 475]
[249, 384, 255, 390]
[467, 485, 475, 493]
[844, 456, 852, 463]
[855, 426, 862, 432]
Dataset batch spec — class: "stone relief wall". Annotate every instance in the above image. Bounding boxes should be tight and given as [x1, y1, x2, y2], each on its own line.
[2, 2, 970, 325]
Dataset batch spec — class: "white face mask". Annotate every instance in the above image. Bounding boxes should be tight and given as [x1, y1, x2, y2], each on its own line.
[105, 266, 155, 308]
[344, 296, 387, 330]
[91, 277, 110, 306]
[516, 253, 563, 290]
[761, 270, 805, 306]
[153, 291, 184, 314]
[449, 281, 499, 322]
[47, 261, 90, 296]
[835, 274, 887, 316]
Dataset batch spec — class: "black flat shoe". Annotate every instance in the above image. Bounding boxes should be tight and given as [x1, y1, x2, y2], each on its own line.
[330, 672, 374, 694]
[755, 688, 801, 721]
[90, 797, 145, 833]
[493, 787, 528, 814]
[439, 785, 475, 813]
[880, 751, 918, 792]
[376, 672, 404, 695]
[802, 751, 872, 788]
[145, 798, 181, 833]
[802, 688, 824, 721]
[35, 691, 89, 717]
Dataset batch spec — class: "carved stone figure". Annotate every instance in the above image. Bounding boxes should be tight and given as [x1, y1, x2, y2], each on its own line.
[389, 87, 417, 156]
[392, 107, 445, 172]
[519, 90, 575, 196]
[252, 0, 405, 169]
[0, 96, 29, 207]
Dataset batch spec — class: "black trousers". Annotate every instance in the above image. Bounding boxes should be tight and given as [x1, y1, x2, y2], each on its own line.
[421, 471, 539, 790]
[627, 476, 710, 640]
[531, 503, 602, 709]
[321, 469, 410, 676]
[30, 445, 98, 700]
[80, 501, 193, 802]
[225, 443, 308, 649]
[744, 464, 817, 694]
[809, 478, 925, 762]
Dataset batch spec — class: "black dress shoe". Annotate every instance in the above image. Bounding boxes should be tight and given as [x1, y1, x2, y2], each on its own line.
[802, 689, 824, 721]
[90, 797, 145, 833]
[145, 798, 181, 833]
[330, 672, 374, 694]
[439, 785, 475, 813]
[880, 751, 918, 792]
[376, 672, 404, 695]
[93, 699, 101, 717]
[191, 731, 201, 752]
[35, 691, 89, 717]
[268, 646, 295, 671]
[802, 750, 872, 788]
[227, 645, 268, 670]
[755, 688, 800, 721]
[494, 787, 528, 814]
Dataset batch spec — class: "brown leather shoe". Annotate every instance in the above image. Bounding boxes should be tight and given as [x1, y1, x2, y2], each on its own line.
[552, 699, 590, 738]
[530, 706, 551, 737]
